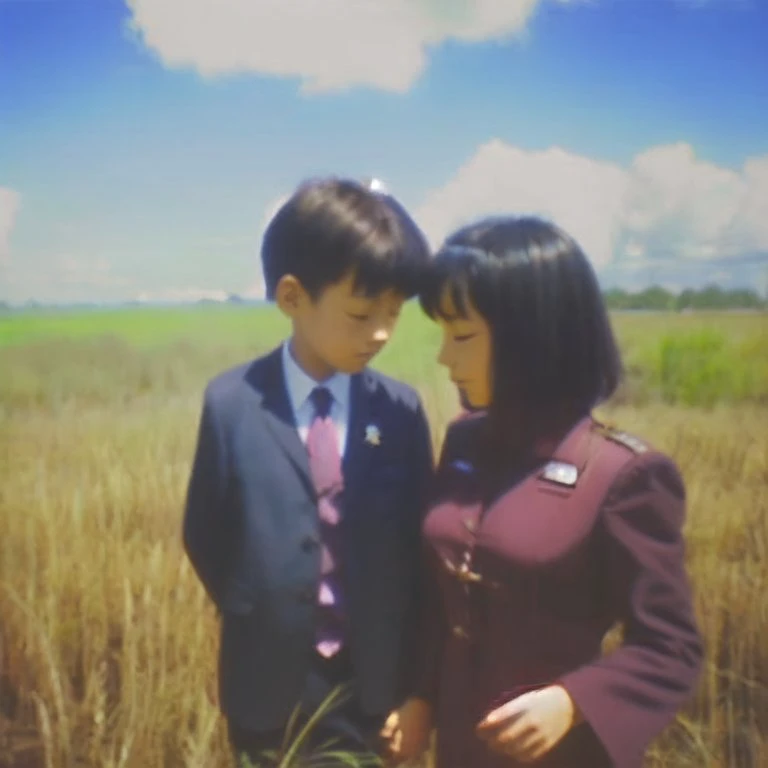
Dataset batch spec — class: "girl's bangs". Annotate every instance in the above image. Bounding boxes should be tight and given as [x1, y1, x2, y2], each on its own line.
[419, 245, 484, 319]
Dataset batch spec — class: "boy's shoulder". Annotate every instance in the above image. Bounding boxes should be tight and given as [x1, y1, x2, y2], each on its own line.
[204, 361, 248, 399]
[364, 367, 423, 413]
[203, 347, 280, 403]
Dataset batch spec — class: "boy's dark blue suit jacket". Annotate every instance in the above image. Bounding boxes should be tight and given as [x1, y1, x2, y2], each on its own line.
[183, 345, 434, 731]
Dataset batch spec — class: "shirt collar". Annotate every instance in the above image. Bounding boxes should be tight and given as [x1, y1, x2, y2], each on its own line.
[281, 340, 351, 414]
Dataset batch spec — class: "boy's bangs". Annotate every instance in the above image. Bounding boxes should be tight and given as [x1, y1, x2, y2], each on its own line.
[351, 249, 424, 298]
[348, 204, 430, 298]
[419, 245, 483, 319]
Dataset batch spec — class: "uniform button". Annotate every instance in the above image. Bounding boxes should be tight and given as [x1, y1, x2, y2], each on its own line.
[302, 534, 320, 551]
[452, 625, 469, 640]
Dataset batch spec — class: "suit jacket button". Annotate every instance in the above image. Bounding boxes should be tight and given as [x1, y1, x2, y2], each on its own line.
[302, 534, 320, 552]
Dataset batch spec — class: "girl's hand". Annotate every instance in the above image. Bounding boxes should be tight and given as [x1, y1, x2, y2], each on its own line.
[475, 685, 580, 762]
[380, 697, 433, 764]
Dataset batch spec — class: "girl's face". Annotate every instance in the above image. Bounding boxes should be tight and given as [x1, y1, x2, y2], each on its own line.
[435, 285, 493, 409]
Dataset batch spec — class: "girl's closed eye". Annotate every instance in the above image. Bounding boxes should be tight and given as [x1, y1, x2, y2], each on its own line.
[348, 312, 370, 321]
[454, 333, 477, 342]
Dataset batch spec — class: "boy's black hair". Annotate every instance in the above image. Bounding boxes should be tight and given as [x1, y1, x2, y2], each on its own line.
[261, 178, 430, 301]
[420, 215, 623, 443]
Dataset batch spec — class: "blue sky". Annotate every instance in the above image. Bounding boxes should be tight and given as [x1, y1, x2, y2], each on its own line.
[1, 0, 767, 304]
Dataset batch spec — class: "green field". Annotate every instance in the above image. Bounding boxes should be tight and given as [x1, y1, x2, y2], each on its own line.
[1, 304, 766, 414]
[1, 306, 767, 767]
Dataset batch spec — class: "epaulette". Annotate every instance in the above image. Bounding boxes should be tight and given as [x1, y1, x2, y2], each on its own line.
[596, 424, 649, 454]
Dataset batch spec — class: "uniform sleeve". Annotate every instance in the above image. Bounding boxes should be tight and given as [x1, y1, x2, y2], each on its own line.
[413, 399, 436, 521]
[398, 397, 437, 701]
[409, 545, 449, 707]
[408, 421, 464, 707]
[559, 452, 703, 768]
[182, 389, 232, 610]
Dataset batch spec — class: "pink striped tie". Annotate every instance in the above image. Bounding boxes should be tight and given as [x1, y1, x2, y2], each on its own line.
[306, 387, 345, 658]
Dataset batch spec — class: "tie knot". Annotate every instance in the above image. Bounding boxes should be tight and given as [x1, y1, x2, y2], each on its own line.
[310, 386, 333, 419]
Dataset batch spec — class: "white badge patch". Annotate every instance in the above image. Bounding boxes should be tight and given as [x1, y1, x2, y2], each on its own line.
[541, 460, 579, 487]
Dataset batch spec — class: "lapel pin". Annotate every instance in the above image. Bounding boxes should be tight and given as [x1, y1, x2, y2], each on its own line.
[364, 424, 381, 446]
[451, 459, 474, 474]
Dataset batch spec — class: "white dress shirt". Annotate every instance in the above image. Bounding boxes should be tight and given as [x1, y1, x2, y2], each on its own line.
[281, 341, 351, 456]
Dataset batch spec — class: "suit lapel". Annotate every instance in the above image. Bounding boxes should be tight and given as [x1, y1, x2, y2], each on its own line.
[246, 348, 314, 497]
[246, 352, 381, 505]
[342, 370, 377, 497]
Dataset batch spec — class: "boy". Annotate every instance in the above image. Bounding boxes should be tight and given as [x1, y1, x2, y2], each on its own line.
[183, 178, 434, 765]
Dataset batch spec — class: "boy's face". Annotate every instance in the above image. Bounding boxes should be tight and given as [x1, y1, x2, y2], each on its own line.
[276, 271, 405, 380]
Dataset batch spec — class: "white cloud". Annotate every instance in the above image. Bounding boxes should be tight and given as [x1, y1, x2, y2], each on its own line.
[135, 287, 229, 303]
[0, 187, 20, 266]
[242, 281, 266, 300]
[1, 254, 135, 304]
[624, 241, 646, 259]
[126, 0, 568, 93]
[415, 141, 628, 266]
[415, 139, 768, 268]
[733, 155, 768, 253]
[622, 143, 757, 259]
[129, 193, 290, 305]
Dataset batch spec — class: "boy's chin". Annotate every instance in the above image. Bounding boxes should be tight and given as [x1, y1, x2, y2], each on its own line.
[340, 353, 378, 374]
[343, 359, 371, 374]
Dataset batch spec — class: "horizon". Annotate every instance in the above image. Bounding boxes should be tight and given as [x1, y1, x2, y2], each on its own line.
[1, 0, 767, 304]
[1, 282, 765, 312]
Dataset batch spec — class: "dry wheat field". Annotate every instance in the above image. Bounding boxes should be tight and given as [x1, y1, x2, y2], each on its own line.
[0, 306, 766, 768]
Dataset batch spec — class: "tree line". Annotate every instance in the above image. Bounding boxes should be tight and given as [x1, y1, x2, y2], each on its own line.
[0, 285, 765, 313]
[603, 285, 765, 311]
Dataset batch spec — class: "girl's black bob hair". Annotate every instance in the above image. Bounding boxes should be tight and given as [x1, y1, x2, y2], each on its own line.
[420, 215, 623, 444]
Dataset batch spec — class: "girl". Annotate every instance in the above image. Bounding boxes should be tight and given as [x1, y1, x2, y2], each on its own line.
[391, 216, 702, 767]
